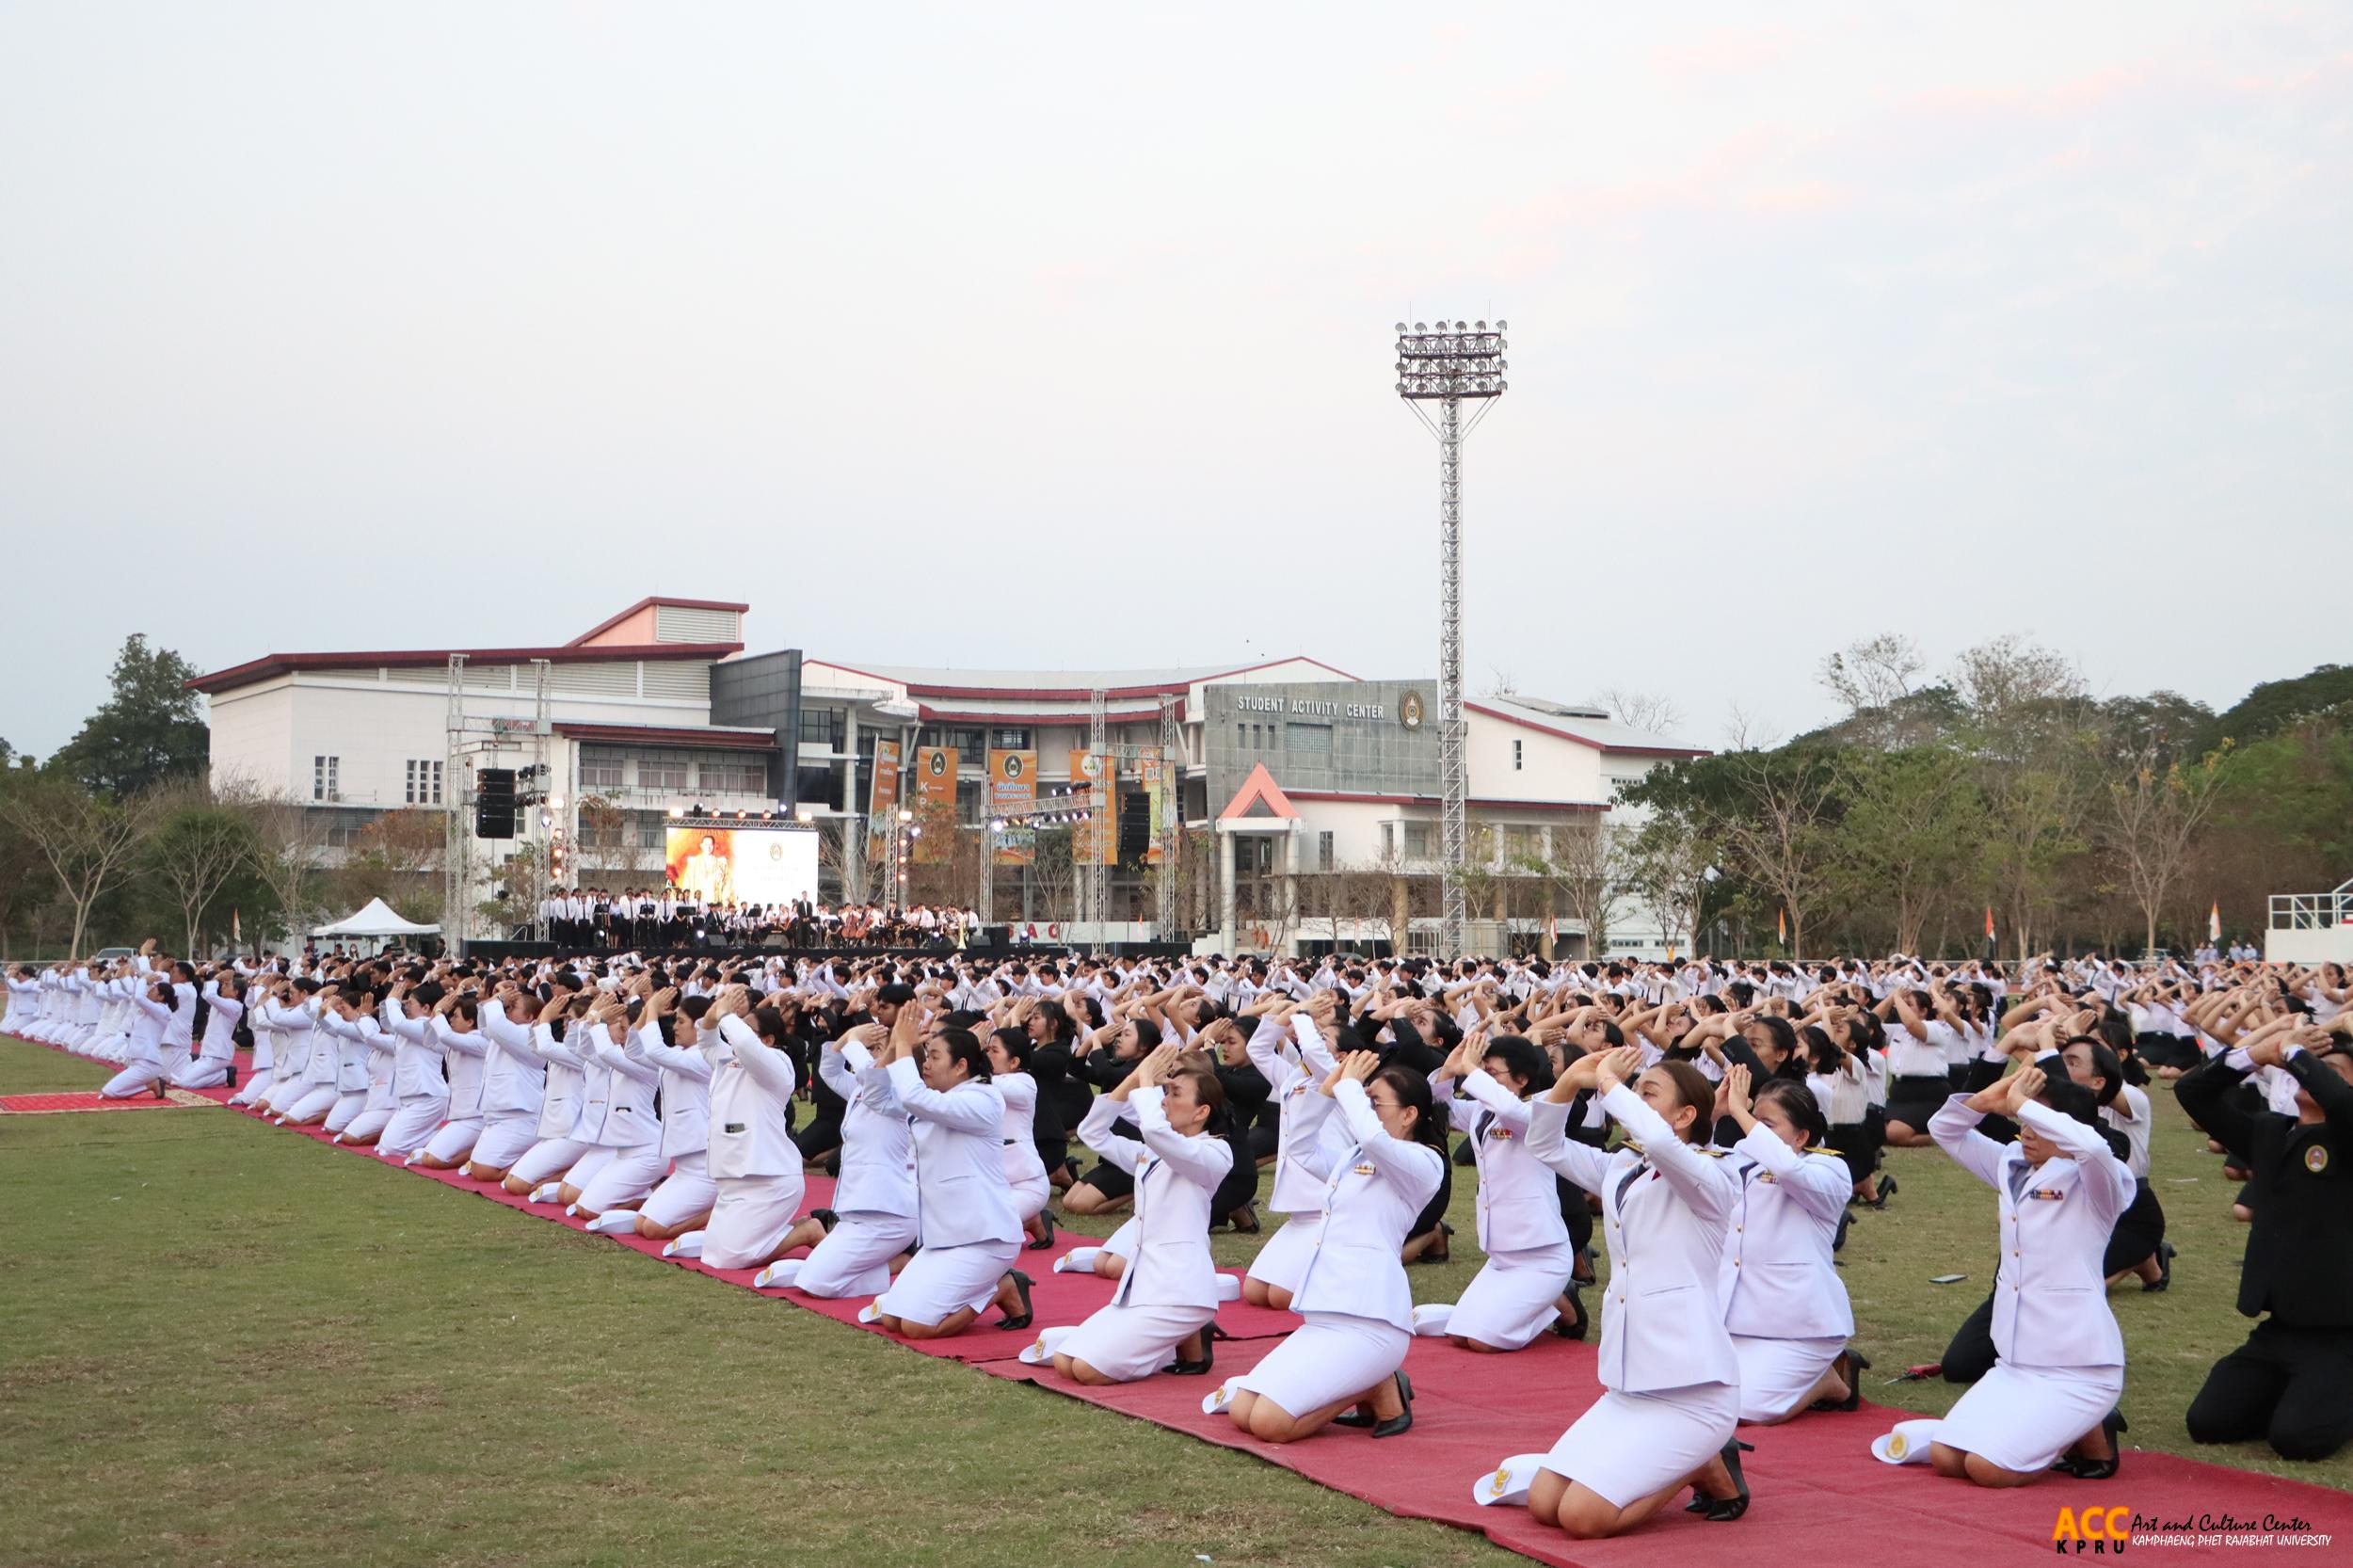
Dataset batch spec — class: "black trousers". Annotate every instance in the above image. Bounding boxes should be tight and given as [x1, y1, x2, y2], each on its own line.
[1941, 1289, 1999, 1384]
[2186, 1320, 2353, 1461]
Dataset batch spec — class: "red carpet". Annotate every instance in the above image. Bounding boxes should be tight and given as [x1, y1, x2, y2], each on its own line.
[978, 1336, 2353, 1565]
[0, 1090, 206, 1112]
[10, 1029, 2353, 1562]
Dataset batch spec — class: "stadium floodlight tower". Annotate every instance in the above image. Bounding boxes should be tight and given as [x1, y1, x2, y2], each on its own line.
[1396, 318, 1507, 961]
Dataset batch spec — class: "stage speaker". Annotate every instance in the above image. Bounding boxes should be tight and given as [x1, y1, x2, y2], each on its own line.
[475, 768, 516, 839]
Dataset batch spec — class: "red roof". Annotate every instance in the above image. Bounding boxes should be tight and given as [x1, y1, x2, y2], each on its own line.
[186, 642, 742, 696]
[566, 596, 749, 648]
[1217, 762, 1302, 821]
[554, 723, 776, 752]
[1285, 789, 1607, 812]
[1465, 701, 1709, 758]
[912, 705, 1177, 727]
[819, 655, 1357, 702]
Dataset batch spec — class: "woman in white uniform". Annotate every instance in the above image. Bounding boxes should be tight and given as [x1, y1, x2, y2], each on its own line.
[1517, 1045, 1750, 1537]
[466, 984, 548, 1180]
[317, 988, 381, 1136]
[752, 1017, 918, 1289]
[861, 1017, 1034, 1339]
[275, 982, 345, 1127]
[376, 984, 455, 1163]
[567, 996, 668, 1219]
[99, 977, 175, 1099]
[694, 990, 808, 1269]
[1226, 1051, 1445, 1443]
[413, 986, 489, 1170]
[336, 1001, 397, 1147]
[1928, 1064, 2137, 1485]
[1239, 998, 1342, 1310]
[1047, 1043, 1230, 1383]
[1718, 1065, 1863, 1421]
[1413, 1031, 1583, 1350]
[227, 975, 279, 1109]
[170, 972, 245, 1090]
[985, 1028, 1055, 1244]
[504, 991, 594, 1195]
[621, 989, 715, 1241]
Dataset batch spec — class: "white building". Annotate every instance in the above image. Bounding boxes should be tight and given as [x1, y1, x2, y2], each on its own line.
[192, 600, 1706, 954]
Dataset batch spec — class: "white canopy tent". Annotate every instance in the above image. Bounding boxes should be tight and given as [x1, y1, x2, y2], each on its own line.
[310, 897, 441, 952]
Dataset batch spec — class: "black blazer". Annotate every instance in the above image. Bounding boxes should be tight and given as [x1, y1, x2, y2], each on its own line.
[2177, 1049, 2353, 1329]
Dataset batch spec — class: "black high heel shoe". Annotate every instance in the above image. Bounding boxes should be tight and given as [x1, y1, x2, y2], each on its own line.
[2051, 1408, 2127, 1480]
[1027, 1211, 1056, 1251]
[1550, 1284, 1589, 1341]
[1372, 1371, 1415, 1438]
[1866, 1175, 1897, 1209]
[1167, 1327, 1215, 1377]
[2142, 1240, 2174, 1292]
[1689, 1438, 1753, 1521]
[998, 1270, 1036, 1331]
[1809, 1348, 1873, 1413]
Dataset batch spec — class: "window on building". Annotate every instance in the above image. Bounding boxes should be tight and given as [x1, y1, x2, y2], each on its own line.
[1318, 830, 1335, 872]
[640, 758, 690, 792]
[697, 759, 766, 795]
[1513, 738, 1524, 771]
[633, 814, 667, 849]
[1288, 723, 1331, 754]
[797, 709, 843, 748]
[992, 728, 1031, 750]
[1504, 824, 1541, 862]
[404, 759, 443, 805]
[1236, 723, 1247, 752]
[1379, 822, 1395, 859]
[312, 755, 339, 801]
[1402, 822, 1433, 858]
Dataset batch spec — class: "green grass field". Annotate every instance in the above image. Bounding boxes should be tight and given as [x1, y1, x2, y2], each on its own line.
[1, 1035, 2343, 1568]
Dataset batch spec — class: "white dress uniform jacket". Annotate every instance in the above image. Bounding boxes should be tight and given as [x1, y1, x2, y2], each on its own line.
[385, 1010, 450, 1105]
[1074, 1087, 1232, 1310]
[1439, 1067, 1571, 1255]
[823, 1041, 919, 1216]
[704, 1014, 798, 1178]
[627, 1020, 712, 1160]
[860, 1057, 1020, 1247]
[1929, 1095, 2134, 1368]
[1247, 1013, 1344, 1214]
[1528, 1083, 1741, 1392]
[476, 1000, 549, 1121]
[576, 1030, 660, 1147]
[1285, 1079, 1446, 1332]
[1720, 1125, 1854, 1339]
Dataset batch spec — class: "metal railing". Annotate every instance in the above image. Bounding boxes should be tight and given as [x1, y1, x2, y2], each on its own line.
[2270, 887, 2353, 930]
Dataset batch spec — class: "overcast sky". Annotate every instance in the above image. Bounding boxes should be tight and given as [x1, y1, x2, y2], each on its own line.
[4, 3, 2346, 758]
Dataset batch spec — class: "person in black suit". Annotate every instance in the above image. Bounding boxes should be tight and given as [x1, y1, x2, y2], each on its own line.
[2177, 1024, 2353, 1461]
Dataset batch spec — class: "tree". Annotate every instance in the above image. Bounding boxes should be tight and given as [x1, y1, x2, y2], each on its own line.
[1600, 688, 1686, 739]
[1833, 748, 1985, 955]
[2102, 740, 2236, 954]
[1625, 816, 1713, 958]
[50, 634, 209, 798]
[0, 777, 158, 955]
[1703, 747, 1845, 959]
[1819, 632, 1928, 717]
[1529, 820, 1637, 956]
[336, 808, 447, 926]
[1949, 635, 2096, 958]
[247, 791, 331, 950]
[144, 778, 264, 957]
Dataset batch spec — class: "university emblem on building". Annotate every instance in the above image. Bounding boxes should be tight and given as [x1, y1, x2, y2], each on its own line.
[1401, 690, 1426, 729]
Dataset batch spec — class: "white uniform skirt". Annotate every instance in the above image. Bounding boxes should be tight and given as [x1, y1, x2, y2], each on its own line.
[338, 1106, 392, 1143]
[1238, 1312, 1410, 1416]
[169, 1055, 228, 1090]
[1732, 1333, 1849, 1422]
[704, 1172, 810, 1269]
[423, 1117, 485, 1163]
[100, 1061, 165, 1098]
[509, 1137, 590, 1186]
[283, 1084, 340, 1123]
[1061, 1300, 1216, 1383]
[1937, 1360, 2122, 1473]
[1243, 1214, 1321, 1294]
[639, 1151, 716, 1228]
[378, 1099, 449, 1158]
[1009, 1170, 1050, 1224]
[1449, 1240, 1577, 1350]
[878, 1237, 1022, 1327]
[1539, 1381, 1741, 1509]
[472, 1116, 542, 1170]
[323, 1092, 370, 1133]
[795, 1209, 916, 1295]
[578, 1146, 667, 1212]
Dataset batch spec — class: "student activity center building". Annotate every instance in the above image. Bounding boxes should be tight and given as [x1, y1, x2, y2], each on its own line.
[191, 598, 1705, 957]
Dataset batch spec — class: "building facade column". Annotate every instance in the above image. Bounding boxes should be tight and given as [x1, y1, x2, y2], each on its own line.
[1219, 826, 1237, 949]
